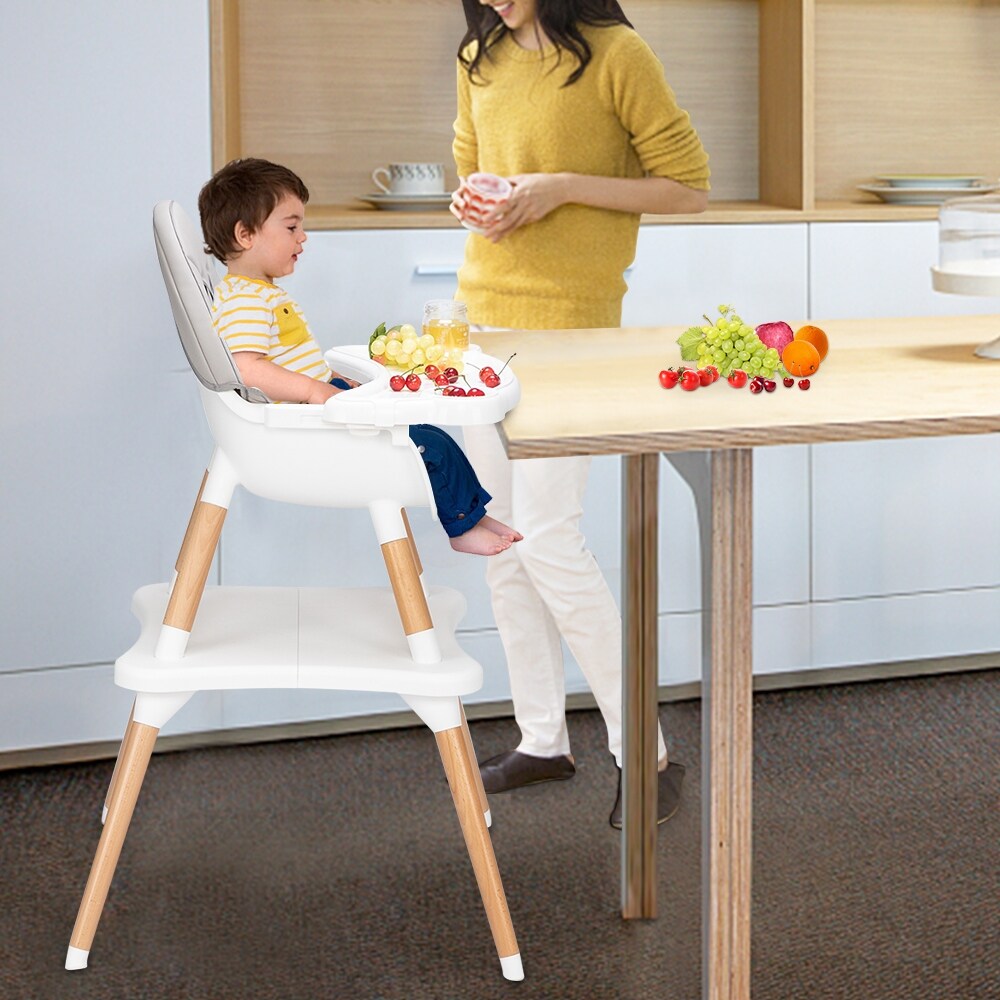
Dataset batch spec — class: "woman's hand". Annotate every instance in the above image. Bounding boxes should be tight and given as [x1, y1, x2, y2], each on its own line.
[479, 173, 569, 242]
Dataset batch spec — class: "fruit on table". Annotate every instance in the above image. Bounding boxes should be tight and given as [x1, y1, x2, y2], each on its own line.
[783, 377, 794, 388]
[755, 321, 794, 354]
[679, 369, 700, 391]
[677, 305, 781, 381]
[727, 369, 748, 388]
[798, 378, 811, 390]
[782, 340, 821, 377]
[659, 369, 680, 389]
[795, 324, 829, 361]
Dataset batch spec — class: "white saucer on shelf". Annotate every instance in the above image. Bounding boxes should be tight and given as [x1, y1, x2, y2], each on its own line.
[875, 174, 986, 189]
[356, 192, 454, 212]
[858, 181, 999, 205]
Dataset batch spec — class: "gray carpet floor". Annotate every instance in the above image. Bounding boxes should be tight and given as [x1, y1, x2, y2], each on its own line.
[1, 670, 997, 1000]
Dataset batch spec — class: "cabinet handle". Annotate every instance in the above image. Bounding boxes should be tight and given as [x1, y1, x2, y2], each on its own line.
[414, 265, 461, 277]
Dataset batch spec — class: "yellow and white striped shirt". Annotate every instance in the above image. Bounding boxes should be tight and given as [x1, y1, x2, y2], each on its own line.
[211, 274, 332, 384]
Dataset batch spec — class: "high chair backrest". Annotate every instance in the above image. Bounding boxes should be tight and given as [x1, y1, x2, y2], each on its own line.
[153, 199, 268, 404]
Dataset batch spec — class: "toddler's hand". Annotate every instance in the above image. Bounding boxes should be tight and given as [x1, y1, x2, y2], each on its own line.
[304, 381, 341, 404]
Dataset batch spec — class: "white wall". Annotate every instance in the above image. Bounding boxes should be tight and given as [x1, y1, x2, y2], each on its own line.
[0, 2, 215, 740]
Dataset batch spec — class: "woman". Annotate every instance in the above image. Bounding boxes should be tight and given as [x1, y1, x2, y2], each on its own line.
[452, 0, 710, 828]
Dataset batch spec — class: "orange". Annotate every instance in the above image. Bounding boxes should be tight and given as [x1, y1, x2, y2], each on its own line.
[782, 339, 821, 377]
[795, 324, 829, 360]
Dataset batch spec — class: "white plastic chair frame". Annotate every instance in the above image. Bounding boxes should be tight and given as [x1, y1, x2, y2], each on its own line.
[65, 201, 522, 981]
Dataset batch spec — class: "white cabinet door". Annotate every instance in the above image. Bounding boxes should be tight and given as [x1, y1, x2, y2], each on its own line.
[809, 221, 1000, 320]
[809, 221, 1000, 667]
[623, 223, 810, 326]
[281, 228, 470, 343]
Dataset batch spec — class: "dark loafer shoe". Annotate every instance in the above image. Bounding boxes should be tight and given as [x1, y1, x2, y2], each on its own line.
[609, 761, 686, 830]
[479, 750, 576, 794]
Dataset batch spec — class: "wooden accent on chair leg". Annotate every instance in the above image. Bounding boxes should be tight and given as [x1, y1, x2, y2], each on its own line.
[400, 508, 423, 577]
[69, 722, 158, 956]
[380, 537, 432, 635]
[435, 726, 519, 961]
[460, 705, 489, 817]
[163, 498, 227, 633]
[175, 470, 209, 575]
[103, 703, 137, 822]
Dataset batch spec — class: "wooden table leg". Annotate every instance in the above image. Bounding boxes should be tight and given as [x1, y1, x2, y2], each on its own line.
[704, 448, 753, 1000]
[621, 453, 660, 918]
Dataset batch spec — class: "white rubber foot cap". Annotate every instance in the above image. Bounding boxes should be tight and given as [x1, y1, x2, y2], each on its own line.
[101, 803, 108, 825]
[500, 953, 524, 981]
[65, 945, 89, 970]
[485, 808, 492, 828]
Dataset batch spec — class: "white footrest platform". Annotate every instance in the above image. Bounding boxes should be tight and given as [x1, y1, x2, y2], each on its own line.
[116, 584, 482, 696]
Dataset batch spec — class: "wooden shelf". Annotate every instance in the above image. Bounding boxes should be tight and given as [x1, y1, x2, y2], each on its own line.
[303, 199, 939, 232]
[212, 0, 997, 230]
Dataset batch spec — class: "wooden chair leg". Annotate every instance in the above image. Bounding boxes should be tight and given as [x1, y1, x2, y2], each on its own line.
[157, 486, 227, 659]
[380, 519, 439, 664]
[436, 725, 523, 981]
[66, 722, 159, 970]
[460, 704, 490, 824]
[102, 700, 136, 824]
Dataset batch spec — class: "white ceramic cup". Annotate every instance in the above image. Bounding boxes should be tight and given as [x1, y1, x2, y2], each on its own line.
[460, 172, 513, 234]
[372, 162, 446, 196]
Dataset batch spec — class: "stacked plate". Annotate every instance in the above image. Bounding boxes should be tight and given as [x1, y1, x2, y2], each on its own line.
[356, 192, 453, 212]
[858, 175, 1000, 205]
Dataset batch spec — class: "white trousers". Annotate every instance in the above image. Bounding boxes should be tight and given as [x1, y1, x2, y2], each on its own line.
[462, 423, 667, 767]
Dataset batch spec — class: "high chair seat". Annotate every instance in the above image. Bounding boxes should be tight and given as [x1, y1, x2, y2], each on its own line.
[64, 200, 524, 984]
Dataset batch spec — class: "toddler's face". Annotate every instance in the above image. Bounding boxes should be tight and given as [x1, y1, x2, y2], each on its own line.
[236, 194, 307, 282]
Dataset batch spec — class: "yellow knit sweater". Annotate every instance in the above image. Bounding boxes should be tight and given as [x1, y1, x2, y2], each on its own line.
[453, 23, 710, 330]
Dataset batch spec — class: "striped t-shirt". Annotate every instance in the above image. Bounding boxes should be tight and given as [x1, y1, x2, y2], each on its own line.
[211, 274, 332, 384]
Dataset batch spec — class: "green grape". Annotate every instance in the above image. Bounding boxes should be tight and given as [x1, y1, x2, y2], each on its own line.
[754, 346, 765, 357]
[727, 321, 740, 333]
[765, 348, 780, 362]
[716, 318, 728, 330]
[739, 350, 750, 361]
[722, 340, 733, 352]
[734, 339, 745, 351]
[718, 304, 730, 314]
[713, 349, 725, 363]
[739, 325, 753, 338]
[707, 331, 719, 345]
[697, 343, 709, 356]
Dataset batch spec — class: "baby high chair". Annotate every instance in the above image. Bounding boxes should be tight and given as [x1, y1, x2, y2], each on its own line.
[64, 200, 523, 981]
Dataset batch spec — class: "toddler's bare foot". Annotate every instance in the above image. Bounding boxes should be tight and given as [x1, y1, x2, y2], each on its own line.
[480, 514, 523, 542]
[450, 522, 513, 557]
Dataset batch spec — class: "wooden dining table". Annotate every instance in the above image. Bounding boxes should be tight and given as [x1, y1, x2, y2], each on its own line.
[476, 315, 1000, 1000]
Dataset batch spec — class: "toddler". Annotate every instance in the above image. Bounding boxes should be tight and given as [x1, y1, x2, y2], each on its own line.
[198, 158, 520, 557]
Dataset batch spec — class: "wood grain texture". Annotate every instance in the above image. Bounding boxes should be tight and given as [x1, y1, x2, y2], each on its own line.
[380, 538, 433, 635]
[703, 450, 753, 1000]
[477, 317, 1000, 459]
[164, 502, 227, 632]
[435, 726, 519, 959]
[621, 453, 660, 919]
[70, 723, 158, 952]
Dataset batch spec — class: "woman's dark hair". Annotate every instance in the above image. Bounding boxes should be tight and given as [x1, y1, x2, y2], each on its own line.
[198, 158, 309, 262]
[458, 0, 632, 86]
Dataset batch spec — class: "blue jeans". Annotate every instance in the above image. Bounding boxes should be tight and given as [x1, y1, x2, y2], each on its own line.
[408, 425, 491, 538]
[329, 378, 489, 538]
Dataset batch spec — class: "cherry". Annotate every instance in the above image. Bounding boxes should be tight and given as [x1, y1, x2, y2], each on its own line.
[451, 386, 467, 396]
[748, 380, 763, 394]
[764, 379, 776, 393]
[467, 387, 485, 396]
[728, 369, 748, 388]
[483, 373, 501, 388]
[680, 370, 700, 391]
[659, 369, 679, 389]
[783, 377, 794, 388]
[434, 374, 449, 386]
[405, 373, 421, 392]
[443, 367, 460, 384]
[389, 374, 405, 392]
[424, 364, 440, 379]
[798, 378, 811, 390]
[478, 365, 496, 383]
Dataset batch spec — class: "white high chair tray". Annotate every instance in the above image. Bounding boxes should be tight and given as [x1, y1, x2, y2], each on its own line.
[116, 583, 482, 696]
[322, 346, 520, 427]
